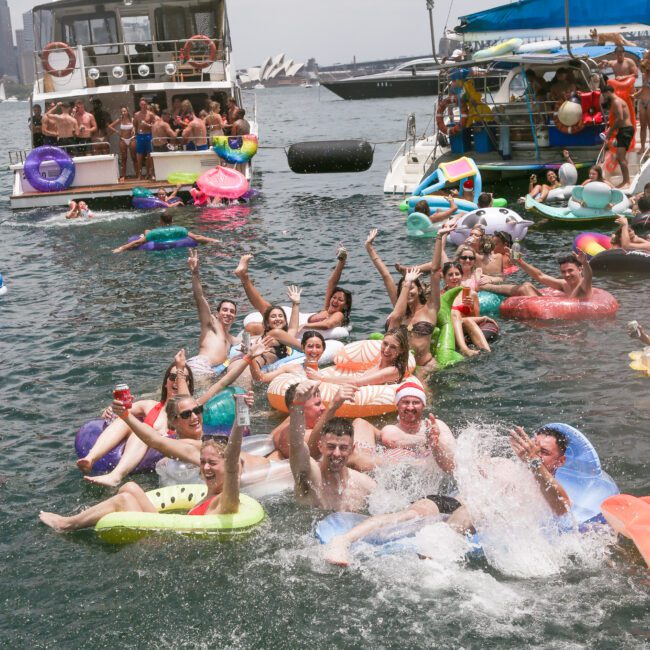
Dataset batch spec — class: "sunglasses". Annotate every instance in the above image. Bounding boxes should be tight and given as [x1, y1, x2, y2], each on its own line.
[177, 404, 203, 419]
[201, 433, 229, 443]
[459, 255, 476, 261]
[168, 371, 187, 382]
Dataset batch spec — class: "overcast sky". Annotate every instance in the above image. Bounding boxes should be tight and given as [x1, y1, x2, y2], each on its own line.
[10, 0, 504, 68]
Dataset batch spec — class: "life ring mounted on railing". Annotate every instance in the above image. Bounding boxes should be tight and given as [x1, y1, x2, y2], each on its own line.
[181, 35, 217, 70]
[40, 42, 76, 78]
[552, 99, 585, 135]
[436, 95, 467, 136]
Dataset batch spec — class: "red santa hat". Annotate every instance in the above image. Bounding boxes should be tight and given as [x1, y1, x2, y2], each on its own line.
[394, 381, 426, 405]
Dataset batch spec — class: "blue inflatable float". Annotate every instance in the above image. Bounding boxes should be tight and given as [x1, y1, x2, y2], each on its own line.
[23, 146, 75, 192]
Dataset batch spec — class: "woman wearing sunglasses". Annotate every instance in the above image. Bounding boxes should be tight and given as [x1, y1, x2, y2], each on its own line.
[39, 403, 249, 532]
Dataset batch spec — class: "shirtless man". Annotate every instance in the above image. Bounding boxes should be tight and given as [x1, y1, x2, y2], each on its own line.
[288, 380, 376, 512]
[73, 99, 97, 156]
[47, 102, 78, 151]
[598, 46, 639, 80]
[152, 111, 178, 152]
[230, 109, 250, 136]
[324, 425, 570, 566]
[481, 250, 592, 299]
[42, 102, 58, 145]
[182, 113, 209, 151]
[29, 105, 44, 148]
[133, 98, 156, 180]
[186, 248, 238, 380]
[601, 84, 635, 188]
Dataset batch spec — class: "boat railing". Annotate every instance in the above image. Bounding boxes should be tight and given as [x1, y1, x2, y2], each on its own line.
[33, 38, 229, 95]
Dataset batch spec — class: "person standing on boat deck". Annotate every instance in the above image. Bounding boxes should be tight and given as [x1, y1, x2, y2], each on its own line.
[90, 98, 111, 155]
[205, 101, 225, 138]
[182, 113, 209, 151]
[133, 98, 156, 180]
[223, 96, 239, 135]
[41, 102, 58, 146]
[29, 105, 43, 148]
[186, 248, 239, 380]
[601, 84, 634, 188]
[152, 111, 178, 153]
[598, 46, 639, 80]
[230, 109, 250, 136]
[73, 100, 97, 157]
[47, 102, 78, 151]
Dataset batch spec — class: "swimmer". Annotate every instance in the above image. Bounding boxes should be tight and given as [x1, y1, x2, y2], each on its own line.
[613, 215, 650, 252]
[112, 212, 220, 253]
[65, 200, 92, 219]
[528, 170, 562, 203]
[628, 320, 650, 345]
[155, 185, 183, 208]
[288, 380, 375, 512]
[411, 193, 458, 225]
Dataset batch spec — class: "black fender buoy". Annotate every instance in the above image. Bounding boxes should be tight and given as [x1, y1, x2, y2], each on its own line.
[287, 140, 374, 174]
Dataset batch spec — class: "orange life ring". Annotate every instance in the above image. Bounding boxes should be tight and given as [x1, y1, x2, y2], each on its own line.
[436, 96, 467, 136]
[552, 99, 585, 135]
[41, 42, 76, 78]
[181, 35, 217, 70]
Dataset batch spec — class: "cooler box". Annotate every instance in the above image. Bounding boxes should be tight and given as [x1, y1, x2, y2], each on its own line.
[450, 128, 472, 154]
[473, 126, 495, 153]
[548, 124, 605, 147]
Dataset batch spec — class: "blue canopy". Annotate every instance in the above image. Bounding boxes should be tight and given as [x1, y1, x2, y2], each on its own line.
[457, 0, 650, 33]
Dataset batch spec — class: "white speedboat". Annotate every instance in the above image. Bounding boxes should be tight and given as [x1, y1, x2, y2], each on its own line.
[8, 0, 256, 210]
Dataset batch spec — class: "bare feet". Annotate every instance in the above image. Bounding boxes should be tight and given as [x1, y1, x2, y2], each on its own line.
[39, 511, 70, 532]
[336, 245, 348, 262]
[323, 538, 352, 566]
[234, 253, 253, 278]
[76, 457, 94, 474]
[83, 473, 122, 488]
[460, 347, 479, 358]
[616, 182, 630, 189]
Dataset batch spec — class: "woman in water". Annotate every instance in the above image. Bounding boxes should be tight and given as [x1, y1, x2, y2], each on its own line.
[39, 398, 249, 532]
[528, 170, 562, 203]
[108, 106, 137, 182]
[613, 215, 650, 251]
[581, 165, 612, 187]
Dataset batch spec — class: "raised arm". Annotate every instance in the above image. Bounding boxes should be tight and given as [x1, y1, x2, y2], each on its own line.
[187, 249, 213, 329]
[365, 229, 398, 304]
[287, 285, 302, 336]
[432, 225, 453, 270]
[514, 256, 565, 291]
[569, 250, 592, 299]
[214, 421, 244, 514]
[387, 267, 420, 329]
[323, 245, 347, 310]
[428, 195, 457, 223]
[306, 386, 358, 457]
[425, 415, 456, 474]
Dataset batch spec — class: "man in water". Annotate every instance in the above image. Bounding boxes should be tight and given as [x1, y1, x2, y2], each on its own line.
[133, 98, 156, 180]
[73, 99, 97, 156]
[182, 112, 209, 151]
[46, 102, 78, 151]
[288, 380, 376, 513]
[186, 249, 239, 380]
[481, 250, 592, 299]
[598, 46, 639, 80]
[324, 425, 570, 566]
[601, 83, 635, 188]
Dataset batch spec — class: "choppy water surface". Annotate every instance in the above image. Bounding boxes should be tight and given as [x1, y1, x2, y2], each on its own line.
[1, 90, 649, 648]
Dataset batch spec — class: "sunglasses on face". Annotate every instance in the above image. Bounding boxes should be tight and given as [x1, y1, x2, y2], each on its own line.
[201, 433, 229, 443]
[459, 255, 476, 261]
[168, 372, 187, 382]
[178, 404, 204, 419]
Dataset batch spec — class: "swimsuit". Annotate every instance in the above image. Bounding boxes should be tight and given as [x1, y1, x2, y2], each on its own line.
[186, 142, 209, 151]
[57, 136, 75, 149]
[120, 122, 134, 144]
[409, 321, 435, 337]
[187, 354, 218, 377]
[188, 495, 215, 516]
[143, 401, 165, 427]
[616, 126, 635, 150]
[452, 304, 471, 316]
[136, 133, 153, 155]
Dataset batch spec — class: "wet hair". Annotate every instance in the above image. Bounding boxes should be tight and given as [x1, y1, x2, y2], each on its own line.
[262, 304, 287, 334]
[477, 192, 492, 208]
[413, 200, 431, 216]
[321, 417, 354, 439]
[396, 275, 427, 316]
[558, 253, 582, 268]
[638, 196, 650, 212]
[493, 230, 512, 247]
[331, 286, 352, 326]
[284, 382, 300, 410]
[161, 212, 173, 225]
[478, 234, 495, 255]
[383, 327, 410, 382]
[442, 261, 463, 276]
[165, 393, 194, 423]
[201, 436, 228, 454]
[588, 165, 604, 182]
[300, 329, 325, 349]
[161, 364, 195, 403]
[455, 246, 477, 264]
[533, 426, 568, 454]
[216, 299, 237, 313]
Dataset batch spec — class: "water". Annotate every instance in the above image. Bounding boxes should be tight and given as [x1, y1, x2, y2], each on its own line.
[1, 89, 649, 648]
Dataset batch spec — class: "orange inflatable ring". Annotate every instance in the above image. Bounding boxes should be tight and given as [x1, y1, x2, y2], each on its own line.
[181, 35, 217, 70]
[436, 96, 467, 136]
[499, 287, 618, 321]
[553, 99, 584, 135]
[41, 42, 76, 78]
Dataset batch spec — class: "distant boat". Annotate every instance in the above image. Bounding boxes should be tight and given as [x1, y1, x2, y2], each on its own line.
[254, 83, 265, 89]
[301, 81, 313, 88]
[5, 96, 19, 102]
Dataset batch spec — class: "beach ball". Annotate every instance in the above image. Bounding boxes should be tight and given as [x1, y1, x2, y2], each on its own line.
[558, 101, 583, 127]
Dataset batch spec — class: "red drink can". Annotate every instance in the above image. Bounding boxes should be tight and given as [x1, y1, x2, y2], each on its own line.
[113, 383, 133, 409]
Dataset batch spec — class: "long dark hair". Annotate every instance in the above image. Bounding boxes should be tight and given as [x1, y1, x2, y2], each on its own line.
[301, 329, 325, 349]
[397, 275, 427, 318]
[262, 304, 288, 335]
[332, 286, 353, 326]
[160, 362, 195, 403]
[384, 327, 410, 382]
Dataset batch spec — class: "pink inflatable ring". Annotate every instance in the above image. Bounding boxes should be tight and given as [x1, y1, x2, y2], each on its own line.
[500, 287, 619, 320]
[197, 166, 249, 200]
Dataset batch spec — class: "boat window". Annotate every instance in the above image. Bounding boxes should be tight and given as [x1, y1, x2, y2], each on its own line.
[121, 15, 152, 55]
[34, 9, 54, 51]
[63, 15, 118, 55]
[191, 7, 217, 38]
[154, 7, 187, 52]
[509, 71, 526, 98]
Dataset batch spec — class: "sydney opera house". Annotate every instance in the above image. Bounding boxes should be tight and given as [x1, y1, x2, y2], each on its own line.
[238, 53, 316, 88]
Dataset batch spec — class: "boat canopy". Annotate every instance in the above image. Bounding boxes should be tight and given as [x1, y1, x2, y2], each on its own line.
[456, 0, 650, 40]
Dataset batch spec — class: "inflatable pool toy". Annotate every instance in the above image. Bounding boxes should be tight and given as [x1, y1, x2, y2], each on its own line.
[515, 39, 561, 54]
[500, 287, 619, 320]
[243, 308, 350, 340]
[448, 207, 533, 245]
[132, 196, 173, 209]
[127, 226, 198, 251]
[0, 272, 6, 297]
[203, 386, 246, 434]
[603, 77, 636, 173]
[95, 486, 265, 544]
[413, 157, 482, 200]
[601, 494, 650, 567]
[75, 419, 163, 475]
[167, 171, 199, 185]
[525, 183, 631, 223]
[473, 38, 523, 61]
[628, 349, 650, 376]
[478, 291, 505, 315]
[23, 146, 75, 192]
[456, 78, 494, 128]
[267, 340, 419, 418]
[554, 99, 584, 134]
[405, 195, 506, 215]
[578, 90, 603, 127]
[197, 166, 249, 200]
[545, 164, 579, 201]
[573, 232, 650, 273]
[406, 211, 442, 238]
[212, 135, 258, 164]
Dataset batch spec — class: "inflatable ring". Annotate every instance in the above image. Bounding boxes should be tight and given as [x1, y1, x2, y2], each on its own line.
[212, 135, 259, 164]
[132, 196, 169, 210]
[406, 211, 440, 238]
[41, 41, 76, 78]
[436, 95, 467, 136]
[95, 486, 265, 544]
[167, 172, 199, 185]
[478, 291, 505, 315]
[553, 99, 585, 135]
[203, 386, 246, 434]
[500, 287, 619, 320]
[448, 207, 533, 246]
[473, 38, 523, 61]
[181, 34, 217, 70]
[197, 166, 249, 200]
[242, 308, 350, 340]
[146, 226, 189, 243]
[23, 146, 75, 192]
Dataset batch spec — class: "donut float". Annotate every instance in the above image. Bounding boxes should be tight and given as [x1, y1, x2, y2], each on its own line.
[243, 307, 350, 340]
[212, 135, 258, 164]
[197, 166, 249, 199]
[573, 232, 650, 273]
[128, 226, 198, 251]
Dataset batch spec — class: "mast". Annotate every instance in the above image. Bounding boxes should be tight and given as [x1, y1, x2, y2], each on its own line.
[426, 0, 440, 64]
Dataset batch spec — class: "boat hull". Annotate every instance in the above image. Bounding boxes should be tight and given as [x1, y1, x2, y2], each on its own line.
[323, 76, 440, 100]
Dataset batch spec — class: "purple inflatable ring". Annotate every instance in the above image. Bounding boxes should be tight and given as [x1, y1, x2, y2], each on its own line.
[24, 146, 75, 192]
[132, 196, 169, 210]
[74, 419, 163, 474]
[127, 235, 198, 251]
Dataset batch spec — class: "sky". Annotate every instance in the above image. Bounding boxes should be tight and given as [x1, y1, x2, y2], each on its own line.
[9, 0, 505, 68]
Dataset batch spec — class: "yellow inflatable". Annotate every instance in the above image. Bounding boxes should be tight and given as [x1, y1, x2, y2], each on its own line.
[629, 350, 650, 376]
[455, 78, 494, 127]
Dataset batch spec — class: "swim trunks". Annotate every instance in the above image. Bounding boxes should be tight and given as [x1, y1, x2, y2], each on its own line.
[616, 126, 634, 150]
[187, 354, 217, 377]
[75, 137, 91, 156]
[425, 494, 462, 514]
[136, 133, 153, 155]
[57, 137, 75, 150]
[186, 142, 209, 151]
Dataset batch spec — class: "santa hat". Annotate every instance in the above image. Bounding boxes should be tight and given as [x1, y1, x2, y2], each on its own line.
[394, 381, 426, 405]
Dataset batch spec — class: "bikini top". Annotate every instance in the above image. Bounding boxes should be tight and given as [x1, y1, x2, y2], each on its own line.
[120, 122, 134, 130]
[188, 495, 215, 516]
[143, 401, 165, 427]
[408, 321, 435, 337]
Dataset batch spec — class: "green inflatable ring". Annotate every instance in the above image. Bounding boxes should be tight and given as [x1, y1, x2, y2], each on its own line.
[478, 291, 505, 316]
[492, 198, 507, 207]
[145, 226, 189, 243]
[95, 486, 265, 544]
[203, 386, 246, 432]
[167, 172, 199, 185]
[132, 186, 153, 198]
[406, 212, 441, 238]
[435, 286, 464, 368]
[399, 200, 409, 212]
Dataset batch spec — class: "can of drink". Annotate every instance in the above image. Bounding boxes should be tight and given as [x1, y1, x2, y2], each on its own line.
[462, 286, 470, 300]
[241, 330, 251, 354]
[113, 383, 133, 409]
[234, 394, 250, 427]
